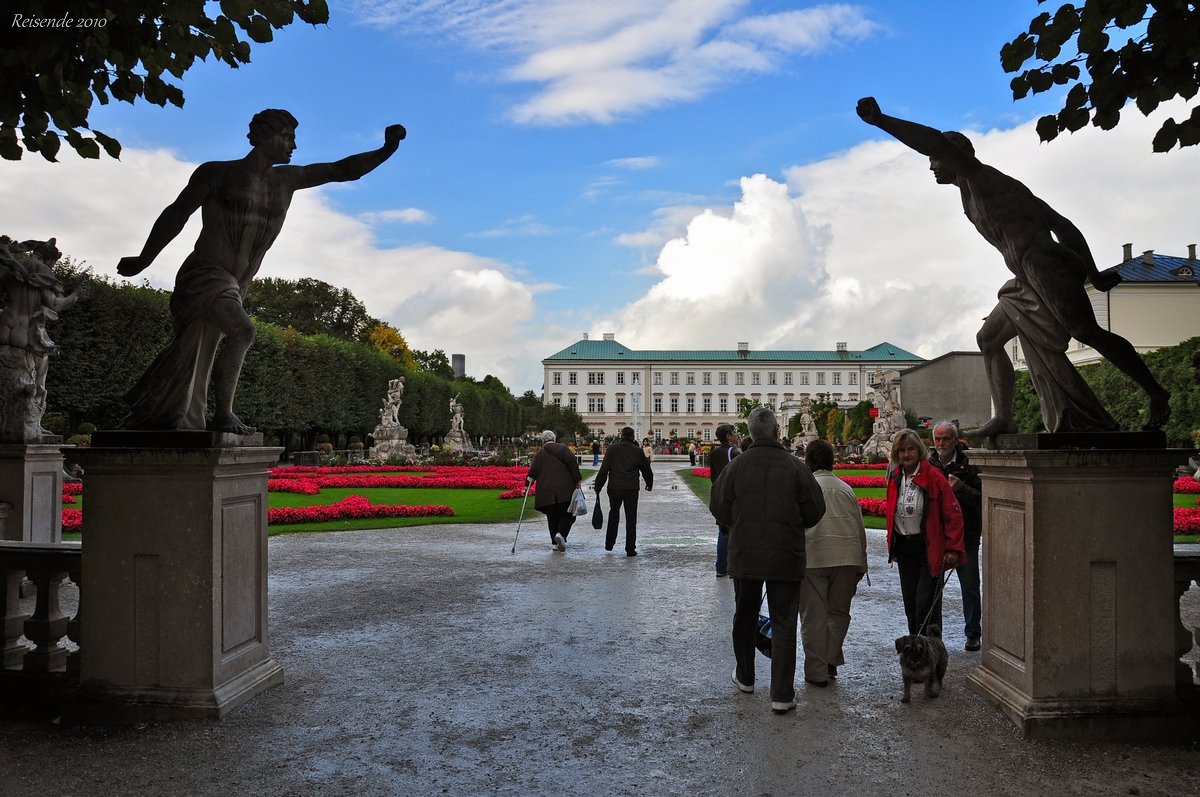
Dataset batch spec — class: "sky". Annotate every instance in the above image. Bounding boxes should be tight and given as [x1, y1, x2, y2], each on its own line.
[4, 1, 1200, 395]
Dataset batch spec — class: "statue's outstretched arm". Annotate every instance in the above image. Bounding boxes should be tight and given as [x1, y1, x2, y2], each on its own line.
[856, 97, 974, 167]
[117, 165, 213, 276]
[291, 124, 406, 190]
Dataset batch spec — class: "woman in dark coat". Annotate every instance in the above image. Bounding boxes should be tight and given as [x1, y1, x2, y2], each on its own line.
[527, 430, 583, 552]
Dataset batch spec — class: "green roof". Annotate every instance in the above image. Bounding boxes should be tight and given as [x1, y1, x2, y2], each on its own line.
[544, 338, 924, 363]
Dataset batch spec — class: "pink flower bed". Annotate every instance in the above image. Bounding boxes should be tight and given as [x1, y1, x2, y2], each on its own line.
[858, 498, 887, 517]
[1175, 477, 1200, 494]
[267, 478, 321, 495]
[62, 508, 83, 532]
[1175, 508, 1200, 535]
[840, 476, 887, 488]
[267, 495, 454, 526]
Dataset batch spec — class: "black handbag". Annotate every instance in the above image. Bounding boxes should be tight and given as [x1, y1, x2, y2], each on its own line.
[755, 615, 773, 658]
[591, 501, 603, 529]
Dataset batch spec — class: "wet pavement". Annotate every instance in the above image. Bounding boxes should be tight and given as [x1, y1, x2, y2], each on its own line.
[3, 461, 1199, 796]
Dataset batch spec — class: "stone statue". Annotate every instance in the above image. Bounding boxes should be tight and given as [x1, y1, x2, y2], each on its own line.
[796, 397, 817, 443]
[0, 236, 84, 442]
[371, 376, 415, 463]
[116, 110, 407, 434]
[857, 97, 1170, 435]
[443, 393, 468, 453]
[862, 373, 903, 459]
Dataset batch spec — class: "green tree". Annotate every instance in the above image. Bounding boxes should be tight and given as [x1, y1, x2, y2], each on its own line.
[846, 399, 874, 440]
[1002, 1, 1200, 151]
[412, 348, 456, 380]
[245, 277, 374, 340]
[0, 1, 330, 161]
[825, 408, 840, 443]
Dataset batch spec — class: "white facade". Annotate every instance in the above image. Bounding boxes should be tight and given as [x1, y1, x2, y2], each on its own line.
[543, 336, 924, 441]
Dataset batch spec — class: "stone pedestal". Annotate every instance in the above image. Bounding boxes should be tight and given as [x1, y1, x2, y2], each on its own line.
[0, 444, 65, 543]
[68, 438, 283, 721]
[967, 447, 1192, 740]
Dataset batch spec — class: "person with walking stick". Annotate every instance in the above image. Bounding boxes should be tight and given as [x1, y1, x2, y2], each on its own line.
[526, 430, 583, 552]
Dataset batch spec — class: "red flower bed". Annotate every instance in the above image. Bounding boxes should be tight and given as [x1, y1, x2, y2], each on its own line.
[268, 465, 528, 493]
[60, 493, 77, 504]
[62, 508, 83, 532]
[840, 476, 886, 488]
[858, 498, 887, 517]
[835, 463, 888, 470]
[267, 495, 454, 526]
[268, 478, 322, 495]
[62, 482, 83, 495]
[692, 468, 710, 478]
[1175, 508, 1200, 535]
[1175, 477, 1200, 494]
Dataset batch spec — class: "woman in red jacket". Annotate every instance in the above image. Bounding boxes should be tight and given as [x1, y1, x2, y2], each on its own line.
[885, 429, 966, 635]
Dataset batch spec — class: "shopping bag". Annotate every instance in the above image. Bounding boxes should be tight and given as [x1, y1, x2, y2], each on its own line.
[591, 501, 604, 529]
[569, 487, 588, 516]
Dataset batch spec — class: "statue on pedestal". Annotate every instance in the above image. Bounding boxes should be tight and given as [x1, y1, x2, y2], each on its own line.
[442, 393, 469, 453]
[371, 377, 415, 463]
[857, 96, 1170, 435]
[116, 110, 406, 434]
[0, 236, 84, 442]
[862, 373, 903, 459]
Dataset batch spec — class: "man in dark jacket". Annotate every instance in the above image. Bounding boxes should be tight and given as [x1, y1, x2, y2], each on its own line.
[709, 423, 741, 577]
[929, 420, 983, 651]
[710, 407, 825, 714]
[594, 426, 653, 556]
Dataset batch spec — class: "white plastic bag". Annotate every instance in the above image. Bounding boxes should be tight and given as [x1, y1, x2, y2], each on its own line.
[569, 487, 588, 516]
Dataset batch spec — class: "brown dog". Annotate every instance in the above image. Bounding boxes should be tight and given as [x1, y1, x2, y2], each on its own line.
[895, 625, 948, 703]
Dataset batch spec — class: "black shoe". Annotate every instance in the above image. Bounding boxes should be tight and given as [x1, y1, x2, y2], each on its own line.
[716, 571, 727, 577]
[827, 665, 837, 678]
[804, 678, 828, 687]
[965, 636, 981, 651]
[626, 550, 638, 557]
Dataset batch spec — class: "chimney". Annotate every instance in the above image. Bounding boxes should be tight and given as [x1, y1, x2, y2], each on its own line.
[603, 332, 615, 341]
[1142, 249, 1154, 266]
[737, 341, 749, 359]
[582, 333, 589, 340]
[1189, 243, 1197, 260]
[1122, 242, 1133, 261]
[836, 341, 847, 352]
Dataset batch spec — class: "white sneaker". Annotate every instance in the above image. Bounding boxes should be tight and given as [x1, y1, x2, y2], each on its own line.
[771, 700, 797, 714]
[731, 671, 753, 693]
[554, 533, 566, 552]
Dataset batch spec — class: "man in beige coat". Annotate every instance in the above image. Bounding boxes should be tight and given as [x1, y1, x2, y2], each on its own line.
[799, 440, 868, 686]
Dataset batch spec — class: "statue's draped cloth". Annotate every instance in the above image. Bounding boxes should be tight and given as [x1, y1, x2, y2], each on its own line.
[123, 257, 245, 430]
[996, 270, 1118, 433]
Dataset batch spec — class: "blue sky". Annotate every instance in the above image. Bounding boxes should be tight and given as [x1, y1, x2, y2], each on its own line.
[5, 1, 1199, 394]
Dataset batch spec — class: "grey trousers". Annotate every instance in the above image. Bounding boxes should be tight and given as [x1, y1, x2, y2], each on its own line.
[799, 565, 861, 682]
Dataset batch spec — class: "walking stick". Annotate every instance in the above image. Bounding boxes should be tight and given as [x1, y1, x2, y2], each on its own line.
[511, 477, 533, 554]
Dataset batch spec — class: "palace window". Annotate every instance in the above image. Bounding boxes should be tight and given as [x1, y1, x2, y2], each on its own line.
[568, 372, 577, 385]
[702, 398, 712, 412]
[654, 397, 663, 413]
[670, 372, 680, 385]
[653, 372, 662, 385]
[616, 372, 625, 385]
[616, 397, 625, 413]
[832, 372, 842, 385]
[552, 372, 561, 385]
[751, 373, 761, 385]
[588, 372, 604, 385]
[686, 398, 695, 413]
[784, 372, 793, 385]
[735, 372, 745, 385]
[800, 372, 809, 385]
[702, 372, 712, 385]
[718, 372, 728, 385]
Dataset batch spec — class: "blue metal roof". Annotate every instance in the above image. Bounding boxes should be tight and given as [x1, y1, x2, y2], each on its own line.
[1103, 253, 1200, 283]
[544, 339, 924, 363]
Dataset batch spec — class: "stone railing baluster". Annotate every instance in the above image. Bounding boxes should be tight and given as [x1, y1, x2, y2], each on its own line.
[0, 542, 81, 675]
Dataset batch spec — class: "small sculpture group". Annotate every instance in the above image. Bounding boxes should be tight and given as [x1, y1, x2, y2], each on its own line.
[371, 377, 416, 463]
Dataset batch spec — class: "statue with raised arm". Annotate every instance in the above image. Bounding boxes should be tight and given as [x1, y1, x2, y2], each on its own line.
[856, 97, 1170, 435]
[117, 110, 406, 434]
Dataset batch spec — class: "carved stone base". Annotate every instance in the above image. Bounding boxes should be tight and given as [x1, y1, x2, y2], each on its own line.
[67, 445, 283, 722]
[966, 447, 1198, 741]
[0, 444, 65, 542]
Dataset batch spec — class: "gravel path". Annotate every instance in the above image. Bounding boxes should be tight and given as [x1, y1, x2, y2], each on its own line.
[3, 462, 1198, 796]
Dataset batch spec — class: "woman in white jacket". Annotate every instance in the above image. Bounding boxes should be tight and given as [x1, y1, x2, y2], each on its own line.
[798, 439, 868, 687]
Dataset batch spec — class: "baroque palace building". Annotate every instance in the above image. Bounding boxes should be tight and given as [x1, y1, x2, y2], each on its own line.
[542, 334, 924, 441]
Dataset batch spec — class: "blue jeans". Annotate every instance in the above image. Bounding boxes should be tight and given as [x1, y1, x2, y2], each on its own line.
[956, 528, 982, 638]
[715, 525, 729, 574]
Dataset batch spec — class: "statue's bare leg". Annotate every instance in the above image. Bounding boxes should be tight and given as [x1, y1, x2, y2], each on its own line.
[970, 307, 1019, 437]
[207, 297, 257, 435]
[1048, 274, 1171, 430]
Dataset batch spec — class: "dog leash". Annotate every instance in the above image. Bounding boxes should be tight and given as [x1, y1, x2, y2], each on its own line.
[916, 567, 956, 634]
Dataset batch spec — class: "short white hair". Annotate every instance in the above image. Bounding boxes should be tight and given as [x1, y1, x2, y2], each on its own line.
[747, 407, 778, 441]
[541, 430, 556, 443]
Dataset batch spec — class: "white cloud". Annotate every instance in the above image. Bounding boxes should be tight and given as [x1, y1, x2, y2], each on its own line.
[0, 148, 548, 391]
[359, 207, 435, 224]
[352, 1, 879, 124]
[605, 156, 662, 170]
[602, 101, 1200, 361]
[467, 214, 552, 238]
